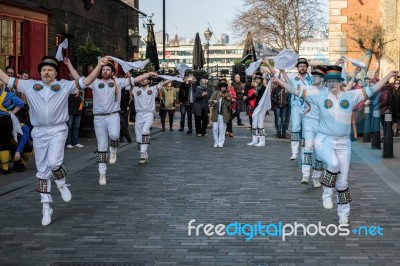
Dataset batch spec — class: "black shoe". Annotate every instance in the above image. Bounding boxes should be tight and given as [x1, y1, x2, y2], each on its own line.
[238, 123, 245, 126]
[2, 169, 12, 175]
[15, 164, 26, 172]
[178, 128, 184, 132]
[120, 139, 125, 143]
[127, 138, 133, 143]
[170, 128, 174, 131]
[161, 128, 166, 131]
[186, 130, 192, 135]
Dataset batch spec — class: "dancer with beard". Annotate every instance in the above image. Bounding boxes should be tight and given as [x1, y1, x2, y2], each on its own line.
[132, 75, 170, 164]
[272, 66, 398, 224]
[80, 58, 158, 185]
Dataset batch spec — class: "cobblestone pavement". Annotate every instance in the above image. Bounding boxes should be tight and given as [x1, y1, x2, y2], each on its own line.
[0, 115, 399, 266]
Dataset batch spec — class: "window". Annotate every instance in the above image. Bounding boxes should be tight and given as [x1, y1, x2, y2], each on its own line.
[0, 18, 22, 70]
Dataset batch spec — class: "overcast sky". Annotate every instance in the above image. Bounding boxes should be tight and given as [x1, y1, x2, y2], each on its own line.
[138, 0, 329, 44]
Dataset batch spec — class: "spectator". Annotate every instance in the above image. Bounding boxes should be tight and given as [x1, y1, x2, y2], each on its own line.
[66, 84, 85, 149]
[159, 80, 176, 131]
[392, 79, 400, 136]
[119, 71, 133, 143]
[193, 78, 212, 136]
[9, 121, 33, 172]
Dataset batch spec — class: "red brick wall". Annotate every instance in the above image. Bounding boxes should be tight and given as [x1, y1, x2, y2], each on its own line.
[341, 0, 380, 77]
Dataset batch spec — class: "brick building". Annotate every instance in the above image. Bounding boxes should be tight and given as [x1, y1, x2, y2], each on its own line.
[0, 0, 140, 79]
[328, 0, 380, 78]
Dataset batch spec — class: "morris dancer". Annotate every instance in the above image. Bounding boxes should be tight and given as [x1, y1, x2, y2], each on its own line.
[246, 72, 267, 146]
[79, 59, 157, 185]
[0, 56, 107, 226]
[273, 66, 398, 224]
[132, 75, 168, 164]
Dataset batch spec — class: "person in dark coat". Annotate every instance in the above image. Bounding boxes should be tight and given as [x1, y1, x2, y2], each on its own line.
[392, 79, 400, 136]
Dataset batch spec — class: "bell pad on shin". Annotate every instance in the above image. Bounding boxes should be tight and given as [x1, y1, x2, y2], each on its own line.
[257, 128, 265, 136]
[314, 159, 324, 171]
[303, 152, 313, 165]
[142, 134, 150, 144]
[291, 131, 300, 141]
[337, 187, 352, 204]
[321, 170, 338, 187]
[110, 139, 119, 148]
[36, 178, 50, 193]
[52, 165, 67, 180]
[96, 151, 108, 163]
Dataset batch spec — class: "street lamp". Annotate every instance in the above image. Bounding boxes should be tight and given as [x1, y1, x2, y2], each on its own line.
[129, 28, 141, 59]
[203, 27, 213, 72]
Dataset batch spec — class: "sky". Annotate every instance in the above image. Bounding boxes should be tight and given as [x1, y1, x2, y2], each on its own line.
[138, 0, 329, 44]
[138, 0, 243, 44]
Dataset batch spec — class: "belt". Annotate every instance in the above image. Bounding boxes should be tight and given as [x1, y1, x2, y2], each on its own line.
[94, 111, 119, 116]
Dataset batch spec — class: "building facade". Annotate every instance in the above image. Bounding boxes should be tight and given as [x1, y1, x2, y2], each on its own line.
[328, 0, 381, 77]
[0, 0, 139, 79]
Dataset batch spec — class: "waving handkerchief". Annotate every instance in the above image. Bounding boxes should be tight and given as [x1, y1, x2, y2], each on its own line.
[245, 59, 262, 76]
[341, 55, 367, 69]
[110, 56, 149, 72]
[175, 63, 192, 78]
[55, 39, 68, 61]
[273, 49, 299, 70]
[158, 75, 183, 82]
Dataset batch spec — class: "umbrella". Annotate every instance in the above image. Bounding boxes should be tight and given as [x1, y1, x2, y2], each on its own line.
[242, 31, 257, 63]
[145, 21, 160, 71]
[192, 32, 205, 70]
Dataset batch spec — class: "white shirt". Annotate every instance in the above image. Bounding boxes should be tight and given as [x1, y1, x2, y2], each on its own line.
[132, 85, 160, 112]
[300, 86, 373, 137]
[9, 77, 84, 127]
[88, 78, 133, 114]
[289, 73, 313, 107]
[303, 86, 327, 121]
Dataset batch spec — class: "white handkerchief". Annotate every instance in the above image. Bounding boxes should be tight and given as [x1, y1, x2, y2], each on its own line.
[245, 59, 262, 76]
[110, 56, 149, 72]
[158, 75, 183, 82]
[341, 55, 367, 69]
[10, 113, 22, 142]
[274, 49, 299, 70]
[175, 63, 192, 78]
[55, 39, 68, 62]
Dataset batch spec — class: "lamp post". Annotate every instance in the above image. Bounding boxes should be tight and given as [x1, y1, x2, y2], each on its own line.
[129, 28, 141, 60]
[203, 27, 213, 73]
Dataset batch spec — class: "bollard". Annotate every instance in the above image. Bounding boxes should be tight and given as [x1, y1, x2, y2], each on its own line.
[371, 109, 381, 149]
[363, 104, 371, 143]
[382, 110, 393, 158]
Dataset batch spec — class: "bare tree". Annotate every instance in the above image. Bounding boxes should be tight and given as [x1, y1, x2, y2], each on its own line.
[348, 14, 392, 78]
[231, 0, 323, 53]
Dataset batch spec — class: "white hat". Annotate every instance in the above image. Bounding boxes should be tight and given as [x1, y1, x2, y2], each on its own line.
[273, 49, 299, 70]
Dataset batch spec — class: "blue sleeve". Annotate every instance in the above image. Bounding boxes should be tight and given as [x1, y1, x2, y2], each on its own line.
[16, 125, 30, 153]
[3, 92, 24, 111]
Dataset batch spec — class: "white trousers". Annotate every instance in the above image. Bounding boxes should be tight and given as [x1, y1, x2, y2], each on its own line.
[251, 110, 267, 129]
[212, 115, 227, 146]
[291, 106, 303, 155]
[314, 134, 351, 218]
[301, 118, 322, 179]
[94, 113, 120, 175]
[135, 111, 154, 154]
[32, 124, 68, 203]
